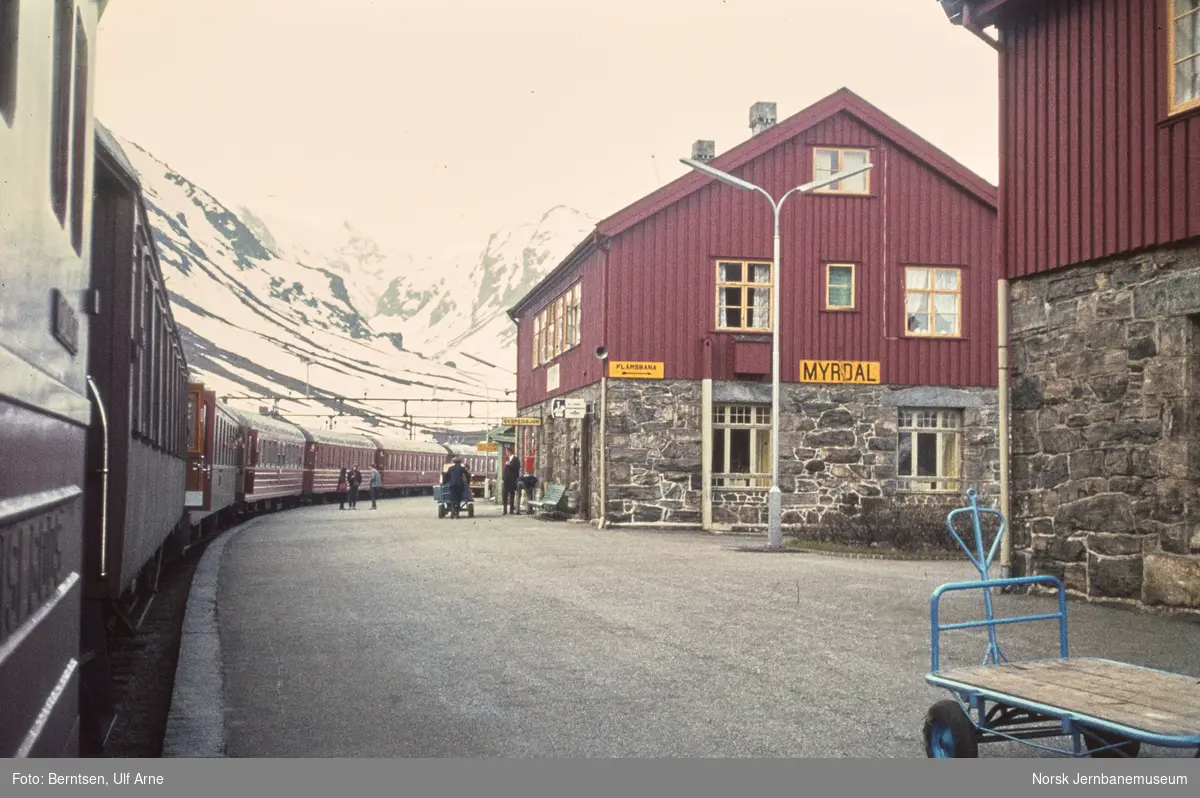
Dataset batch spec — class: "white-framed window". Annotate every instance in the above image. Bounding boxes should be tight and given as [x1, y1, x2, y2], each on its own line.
[1170, 0, 1200, 115]
[712, 404, 772, 488]
[716, 260, 772, 331]
[532, 281, 582, 366]
[897, 409, 961, 492]
[825, 263, 856, 310]
[812, 147, 871, 195]
[905, 266, 962, 337]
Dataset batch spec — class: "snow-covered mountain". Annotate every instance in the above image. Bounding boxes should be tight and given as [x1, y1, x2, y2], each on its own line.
[110, 128, 596, 439]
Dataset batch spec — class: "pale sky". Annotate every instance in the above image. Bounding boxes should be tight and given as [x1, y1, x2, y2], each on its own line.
[95, 0, 998, 261]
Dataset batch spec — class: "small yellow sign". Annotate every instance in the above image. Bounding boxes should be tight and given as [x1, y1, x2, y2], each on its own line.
[799, 360, 881, 384]
[476, 441, 499, 452]
[609, 361, 664, 379]
[502, 417, 542, 427]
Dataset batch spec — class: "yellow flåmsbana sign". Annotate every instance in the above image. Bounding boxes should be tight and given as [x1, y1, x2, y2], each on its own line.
[799, 360, 880, 384]
[609, 361, 664, 379]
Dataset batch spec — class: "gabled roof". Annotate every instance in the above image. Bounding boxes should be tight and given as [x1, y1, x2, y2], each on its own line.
[508, 87, 996, 321]
[597, 87, 995, 237]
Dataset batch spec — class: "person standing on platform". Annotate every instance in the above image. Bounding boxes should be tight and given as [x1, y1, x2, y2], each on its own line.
[369, 464, 382, 509]
[502, 455, 520, 515]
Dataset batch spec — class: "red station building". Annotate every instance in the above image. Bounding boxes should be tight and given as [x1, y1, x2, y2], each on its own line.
[943, 0, 1200, 611]
[508, 88, 1001, 534]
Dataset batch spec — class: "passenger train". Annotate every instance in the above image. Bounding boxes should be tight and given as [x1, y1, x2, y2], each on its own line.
[0, 0, 493, 759]
[186, 385, 493, 535]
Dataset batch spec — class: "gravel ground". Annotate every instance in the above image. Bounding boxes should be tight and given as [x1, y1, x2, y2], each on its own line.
[101, 536, 212, 758]
[187, 497, 1200, 759]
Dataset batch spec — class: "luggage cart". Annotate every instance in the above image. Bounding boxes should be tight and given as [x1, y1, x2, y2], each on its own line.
[434, 484, 474, 519]
[923, 489, 1200, 759]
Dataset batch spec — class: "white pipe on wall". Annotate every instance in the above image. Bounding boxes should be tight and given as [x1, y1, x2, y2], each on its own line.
[701, 378, 713, 530]
[598, 375, 608, 529]
[998, 278, 1011, 578]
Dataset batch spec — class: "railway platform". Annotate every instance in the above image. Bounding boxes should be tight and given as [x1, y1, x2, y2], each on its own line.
[162, 495, 1200, 758]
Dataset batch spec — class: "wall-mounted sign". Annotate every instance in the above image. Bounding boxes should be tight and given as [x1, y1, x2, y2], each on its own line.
[476, 441, 499, 452]
[609, 361, 663, 379]
[551, 397, 587, 419]
[799, 360, 880, 384]
[502, 417, 542, 427]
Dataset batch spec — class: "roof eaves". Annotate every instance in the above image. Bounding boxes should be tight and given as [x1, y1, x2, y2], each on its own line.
[506, 229, 600, 320]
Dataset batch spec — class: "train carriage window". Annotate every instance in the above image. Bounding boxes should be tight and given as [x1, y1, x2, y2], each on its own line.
[69, 13, 88, 254]
[1, 0, 18, 126]
[49, 0, 71, 224]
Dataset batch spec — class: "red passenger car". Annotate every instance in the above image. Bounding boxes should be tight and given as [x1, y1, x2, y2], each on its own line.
[368, 436, 446, 495]
[301, 427, 378, 498]
[229, 408, 307, 510]
[186, 383, 241, 532]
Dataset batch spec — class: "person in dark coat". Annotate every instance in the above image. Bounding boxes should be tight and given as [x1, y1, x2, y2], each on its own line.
[444, 456, 470, 519]
[519, 471, 538, 509]
[349, 466, 362, 509]
[502, 455, 520, 515]
[338, 467, 348, 510]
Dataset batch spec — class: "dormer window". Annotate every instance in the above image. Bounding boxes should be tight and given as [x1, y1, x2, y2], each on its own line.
[812, 147, 871, 195]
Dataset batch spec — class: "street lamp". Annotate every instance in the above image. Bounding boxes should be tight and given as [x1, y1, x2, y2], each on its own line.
[680, 156, 873, 549]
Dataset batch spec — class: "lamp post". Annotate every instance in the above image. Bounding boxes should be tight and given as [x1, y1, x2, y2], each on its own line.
[680, 157, 873, 549]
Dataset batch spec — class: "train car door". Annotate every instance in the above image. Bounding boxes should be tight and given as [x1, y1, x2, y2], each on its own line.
[185, 384, 206, 508]
[244, 429, 259, 500]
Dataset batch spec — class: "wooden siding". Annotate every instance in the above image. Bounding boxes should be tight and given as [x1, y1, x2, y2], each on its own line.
[601, 112, 998, 388]
[515, 246, 608, 406]
[1000, 0, 1200, 279]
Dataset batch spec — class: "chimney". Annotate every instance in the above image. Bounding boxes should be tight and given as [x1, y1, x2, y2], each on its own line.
[691, 140, 715, 163]
[749, 101, 777, 135]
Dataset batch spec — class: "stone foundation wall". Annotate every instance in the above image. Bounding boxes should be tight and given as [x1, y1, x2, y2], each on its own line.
[519, 383, 602, 518]
[602, 380, 703, 524]
[711, 382, 1000, 530]
[521, 378, 1001, 534]
[1007, 241, 1200, 611]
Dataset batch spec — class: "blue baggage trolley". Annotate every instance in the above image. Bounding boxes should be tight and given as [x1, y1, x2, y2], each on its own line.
[924, 490, 1200, 758]
[434, 483, 473, 519]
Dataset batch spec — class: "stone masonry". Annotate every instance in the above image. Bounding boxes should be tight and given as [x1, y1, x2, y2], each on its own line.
[711, 381, 999, 530]
[1007, 240, 1200, 611]
[521, 378, 1000, 534]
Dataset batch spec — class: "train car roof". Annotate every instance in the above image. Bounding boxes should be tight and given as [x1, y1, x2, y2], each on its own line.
[223, 406, 308, 442]
[94, 120, 140, 188]
[445, 443, 489, 456]
[363, 435, 448, 454]
[295, 424, 378, 448]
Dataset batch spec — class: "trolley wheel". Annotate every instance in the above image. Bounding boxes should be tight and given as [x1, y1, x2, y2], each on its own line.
[467, 504, 474, 518]
[924, 700, 978, 758]
[437, 505, 446, 519]
[1084, 729, 1140, 758]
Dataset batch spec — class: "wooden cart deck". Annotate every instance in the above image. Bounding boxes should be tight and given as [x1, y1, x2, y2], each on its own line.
[930, 657, 1200, 739]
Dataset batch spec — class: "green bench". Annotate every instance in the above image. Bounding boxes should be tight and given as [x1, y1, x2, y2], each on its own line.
[528, 484, 568, 518]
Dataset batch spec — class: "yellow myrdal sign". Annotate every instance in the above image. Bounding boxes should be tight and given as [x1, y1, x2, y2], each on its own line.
[609, 361, 664, 379]
[799, 360, 881, 384]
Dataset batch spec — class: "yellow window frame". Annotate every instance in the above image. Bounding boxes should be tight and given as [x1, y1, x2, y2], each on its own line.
[812, 147, 872, 195]
[715, 260, 773, 332]
[1169, 0, 1200, 116]
[825, 263, 856, 311]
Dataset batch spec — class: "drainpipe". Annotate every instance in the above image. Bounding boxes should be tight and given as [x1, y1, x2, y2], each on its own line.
[701, 337, 714, 530]
[598, 374, 608, 529]
[997, 278, 1011, 579]
[597, 237, 611, 529]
